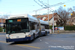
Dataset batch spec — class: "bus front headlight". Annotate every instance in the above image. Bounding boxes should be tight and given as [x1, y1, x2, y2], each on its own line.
[6, 37, 9, 39]
[27, 35, 31, 37]
[6, 35, 10, 39]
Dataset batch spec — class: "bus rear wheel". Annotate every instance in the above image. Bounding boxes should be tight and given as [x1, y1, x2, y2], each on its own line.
[38, 31, 41, 37]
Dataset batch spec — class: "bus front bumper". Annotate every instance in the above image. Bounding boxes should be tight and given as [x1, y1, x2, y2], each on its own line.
[6, 37, 31, 42]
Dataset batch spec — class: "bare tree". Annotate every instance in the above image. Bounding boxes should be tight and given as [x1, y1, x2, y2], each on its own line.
[55, 6, 70, 26]
[71, 11, 75, 17]
[3, 15, 9, 19]
[0, 15, 9, 19]
[67, 8, 75, 17]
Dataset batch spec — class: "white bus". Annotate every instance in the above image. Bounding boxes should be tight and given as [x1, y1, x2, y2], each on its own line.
[6, 14, 49, 42]
[40, 20, 50, 36]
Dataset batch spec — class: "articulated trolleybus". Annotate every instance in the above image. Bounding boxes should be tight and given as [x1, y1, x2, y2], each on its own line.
[6, 14, 49, 42]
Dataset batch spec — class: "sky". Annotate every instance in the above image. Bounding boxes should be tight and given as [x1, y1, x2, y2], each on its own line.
[0, 0, 75, 16]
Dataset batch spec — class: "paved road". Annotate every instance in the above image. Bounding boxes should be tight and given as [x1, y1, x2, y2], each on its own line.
[0, 33, 75, 50]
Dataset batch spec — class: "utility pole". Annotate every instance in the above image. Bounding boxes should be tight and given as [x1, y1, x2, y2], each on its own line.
[47, 0, 49, 25]
[52, 13, 54, 33]
[34, 0, 65, 33]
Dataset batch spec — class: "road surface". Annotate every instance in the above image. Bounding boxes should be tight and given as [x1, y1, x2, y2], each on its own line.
[0, 33, 75, 50]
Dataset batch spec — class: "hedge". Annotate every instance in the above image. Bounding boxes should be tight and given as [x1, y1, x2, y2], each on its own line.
[49, 26, 52, 29]
[64, 25, 75, 30]
[49, 25, 75, 30]
[0, 27, 3, 32]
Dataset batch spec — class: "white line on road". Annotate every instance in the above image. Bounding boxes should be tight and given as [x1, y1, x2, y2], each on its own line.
[38, 38, 42, 41]
[45, 42, 49, 44]
[40, 39, 42, 41]
[48, 45, 53, 48]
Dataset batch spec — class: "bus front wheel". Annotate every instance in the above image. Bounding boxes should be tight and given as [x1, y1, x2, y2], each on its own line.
[33, 34, 35, 40]
[44, 31, 47, 36]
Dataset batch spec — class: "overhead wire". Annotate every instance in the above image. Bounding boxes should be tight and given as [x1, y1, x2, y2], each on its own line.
[29, 0, 75, 14]
[34, 0, 45, 8]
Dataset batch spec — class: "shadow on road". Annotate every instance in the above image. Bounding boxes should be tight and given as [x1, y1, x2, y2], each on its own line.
[0, 44, 3, 50]
[8, 34, 52, 45]
[9, 40, 34, 45]
[9, 37, 39, 45]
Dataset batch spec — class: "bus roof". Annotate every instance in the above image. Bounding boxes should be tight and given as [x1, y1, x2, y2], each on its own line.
[40, 20, 49, 25]
[8, 14, 49, 25]
[7, 14, 38, 22]
[8, 14, 36, 19]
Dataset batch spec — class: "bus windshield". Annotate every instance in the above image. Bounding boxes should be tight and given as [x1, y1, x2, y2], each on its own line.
[6, 18, 29, 34]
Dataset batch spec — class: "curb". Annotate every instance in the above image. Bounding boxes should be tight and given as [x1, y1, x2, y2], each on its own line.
[0, 32, 6, 33]
[50, 30, 75, 34]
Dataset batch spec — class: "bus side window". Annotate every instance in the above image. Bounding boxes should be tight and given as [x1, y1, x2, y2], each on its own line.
[41, 25, 45, 31]
[45, 25, 49, 29]
[30, 22, 35, 30]
[34, 24, 38, 31]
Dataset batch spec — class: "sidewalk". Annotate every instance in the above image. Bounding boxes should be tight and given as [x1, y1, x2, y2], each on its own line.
[0, 30, 75, 33]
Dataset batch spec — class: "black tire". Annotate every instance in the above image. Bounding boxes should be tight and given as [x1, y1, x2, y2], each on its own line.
[38, 31, 41, 37]
[44, 31, 47, 36]
[33, 34, 35, 40]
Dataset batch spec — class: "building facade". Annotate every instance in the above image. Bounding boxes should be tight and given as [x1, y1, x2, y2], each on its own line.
[0, 19, 6, 27]
[33, 13, 60, 26]
[67, 17, 75, 25]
